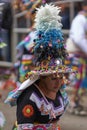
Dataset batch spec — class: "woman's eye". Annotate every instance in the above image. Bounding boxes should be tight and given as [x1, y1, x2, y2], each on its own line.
[52, 76, 63, 80]
[51, 78, 57, 80]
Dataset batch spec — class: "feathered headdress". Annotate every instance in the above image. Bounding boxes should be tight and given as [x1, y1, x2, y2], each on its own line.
[26, 4, 72, 76]
[35, 4, 62, 30]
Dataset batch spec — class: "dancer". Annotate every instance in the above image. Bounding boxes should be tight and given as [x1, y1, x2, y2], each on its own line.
[5, 4, 73, 130]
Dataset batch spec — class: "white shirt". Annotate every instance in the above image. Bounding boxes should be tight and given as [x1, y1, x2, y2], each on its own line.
[69, 12, 87, 55]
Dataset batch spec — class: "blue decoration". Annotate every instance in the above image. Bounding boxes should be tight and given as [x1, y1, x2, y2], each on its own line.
[34, 29, 64, 52]
[32, 28, 67, 64]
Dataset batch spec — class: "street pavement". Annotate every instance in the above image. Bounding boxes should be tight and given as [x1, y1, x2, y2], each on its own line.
[60, 111, 87, 130]
[0, 89, 87, 130]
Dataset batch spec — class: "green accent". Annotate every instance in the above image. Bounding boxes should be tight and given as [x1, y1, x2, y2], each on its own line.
[26, 108, 30, 113]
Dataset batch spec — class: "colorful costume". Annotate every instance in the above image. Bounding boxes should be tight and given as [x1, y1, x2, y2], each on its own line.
[5, 4, 74, 130]
[67, 10, 87, 89]
[66, 9, 87, 115]
[17, 84, 68, 130]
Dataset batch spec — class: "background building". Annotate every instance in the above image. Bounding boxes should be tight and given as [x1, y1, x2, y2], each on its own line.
[0, 0, 83, 68]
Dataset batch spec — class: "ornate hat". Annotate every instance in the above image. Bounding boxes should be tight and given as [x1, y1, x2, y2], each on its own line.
[26, 4, 73, 78]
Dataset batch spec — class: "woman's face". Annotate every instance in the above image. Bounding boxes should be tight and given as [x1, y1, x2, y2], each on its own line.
[41, 73, 63, 93]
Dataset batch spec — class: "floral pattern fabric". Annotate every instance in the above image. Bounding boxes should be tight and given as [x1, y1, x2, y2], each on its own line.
[18, 123, 61, 130]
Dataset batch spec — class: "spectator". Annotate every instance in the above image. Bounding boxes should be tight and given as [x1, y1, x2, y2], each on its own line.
[66, 0, 87, 116]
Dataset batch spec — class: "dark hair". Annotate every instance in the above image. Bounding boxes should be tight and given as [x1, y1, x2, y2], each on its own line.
[82, 0, 87, 6]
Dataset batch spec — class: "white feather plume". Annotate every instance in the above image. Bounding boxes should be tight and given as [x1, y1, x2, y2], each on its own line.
[35, 4, 62, 31]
